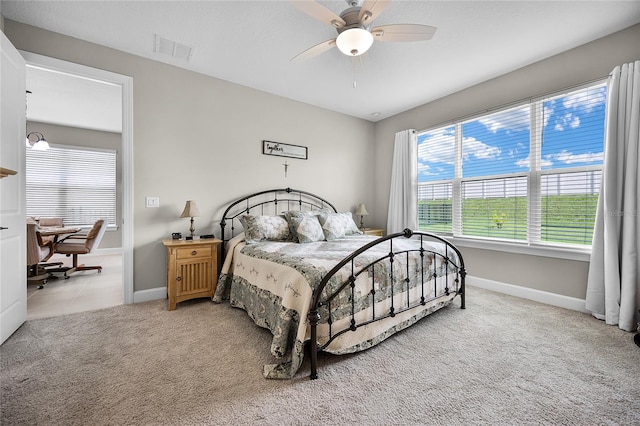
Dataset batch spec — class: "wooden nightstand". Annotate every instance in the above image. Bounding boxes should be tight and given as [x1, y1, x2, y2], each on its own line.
[361, 228, 384, 237]
[162, 238, 221, 310]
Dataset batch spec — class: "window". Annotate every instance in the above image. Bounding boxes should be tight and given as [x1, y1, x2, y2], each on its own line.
[418, 82, 606, 248]
[26, 144, 117, 228]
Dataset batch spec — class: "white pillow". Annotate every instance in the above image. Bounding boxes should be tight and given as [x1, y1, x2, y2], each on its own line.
[317, 211, 361, 240]
[284, 211, 325, 243]
[239, 215, 292, 244]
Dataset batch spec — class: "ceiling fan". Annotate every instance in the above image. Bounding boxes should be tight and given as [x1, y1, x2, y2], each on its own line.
[290, 0, 437, 62]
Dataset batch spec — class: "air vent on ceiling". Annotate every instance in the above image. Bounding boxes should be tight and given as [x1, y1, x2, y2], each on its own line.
[154, 34, 193, 62]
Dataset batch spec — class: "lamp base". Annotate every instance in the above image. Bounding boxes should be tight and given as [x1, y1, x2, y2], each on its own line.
[189, 217, 195, 237]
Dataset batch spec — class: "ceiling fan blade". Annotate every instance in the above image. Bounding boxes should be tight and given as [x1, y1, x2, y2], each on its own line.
[358, 0, 390, 25]
[290, 1, 346, 29]
[371, 24, 437, 42]
[291, 38, 337, 62]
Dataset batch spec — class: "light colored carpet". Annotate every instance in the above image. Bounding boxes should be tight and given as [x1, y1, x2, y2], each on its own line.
[1, 286, 638, 425]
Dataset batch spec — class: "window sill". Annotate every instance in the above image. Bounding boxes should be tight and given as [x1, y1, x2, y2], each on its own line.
[445, 236, 591, 262]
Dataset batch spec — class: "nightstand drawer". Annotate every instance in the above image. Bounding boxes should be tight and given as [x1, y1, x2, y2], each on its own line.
[176, 246, 212, 259]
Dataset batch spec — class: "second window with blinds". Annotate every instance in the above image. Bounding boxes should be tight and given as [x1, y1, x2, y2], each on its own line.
[417, 81, 606, 249]
[26, 144, 117, 229]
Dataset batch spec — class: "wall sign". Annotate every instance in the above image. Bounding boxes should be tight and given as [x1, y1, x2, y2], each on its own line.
[262, 140, 308, 160]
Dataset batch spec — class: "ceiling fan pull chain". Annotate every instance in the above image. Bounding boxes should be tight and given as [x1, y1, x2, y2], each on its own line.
[352, 57, 357, 89]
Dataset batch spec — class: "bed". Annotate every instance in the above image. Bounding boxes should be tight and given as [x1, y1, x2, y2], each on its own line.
[213, 188, 466, 379]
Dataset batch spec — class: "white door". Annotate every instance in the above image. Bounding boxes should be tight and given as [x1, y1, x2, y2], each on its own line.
[0, 31, 27, 344]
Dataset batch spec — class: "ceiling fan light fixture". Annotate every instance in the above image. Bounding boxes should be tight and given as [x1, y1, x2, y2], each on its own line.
[336, 28, 373, 56]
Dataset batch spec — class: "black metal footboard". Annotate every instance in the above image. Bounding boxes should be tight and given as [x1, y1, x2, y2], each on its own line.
[307, 229, 466, 380]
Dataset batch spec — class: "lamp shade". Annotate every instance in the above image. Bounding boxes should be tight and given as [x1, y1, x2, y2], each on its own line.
[336, 28, 373, 56]
[180, 200, 200, 218]
[355, 203, 369, 216]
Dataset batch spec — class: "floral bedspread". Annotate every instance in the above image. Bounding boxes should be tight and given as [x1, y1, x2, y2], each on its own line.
[213, 233, 460, 379]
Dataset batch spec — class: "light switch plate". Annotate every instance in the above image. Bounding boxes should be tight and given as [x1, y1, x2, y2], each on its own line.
[146, 196, 160, 208]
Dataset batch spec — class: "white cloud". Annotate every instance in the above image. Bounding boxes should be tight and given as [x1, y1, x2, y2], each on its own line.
[478, 106, 529, 133]
[570, 115, 580, 128]
[543, 104, 554, 127]
[554, 113, 581, 131]
[550, 149, 603, 164]
[418, 161, 437, 176]
[563, 86, 606, 113]
[508, 142, 527, 158]
[418, 128, 455, 165]
[515, 156, 552, 168]
[547, 85, 606, 132]
[463, 136, 501, 159]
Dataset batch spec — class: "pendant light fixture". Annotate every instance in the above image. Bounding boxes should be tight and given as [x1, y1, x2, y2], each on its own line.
[26, 131, 50, 151]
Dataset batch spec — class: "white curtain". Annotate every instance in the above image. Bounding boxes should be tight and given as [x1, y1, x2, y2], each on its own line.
[387, 129, 418, 234]
[586, 60, 640, 332]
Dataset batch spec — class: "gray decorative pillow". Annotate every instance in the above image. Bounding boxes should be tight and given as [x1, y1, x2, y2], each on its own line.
[284, 211, 325, 243]
[317, 211, 362, 240]
[239, 215, 292, 244]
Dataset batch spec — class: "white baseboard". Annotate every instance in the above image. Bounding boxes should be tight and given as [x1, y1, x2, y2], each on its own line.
[467, 275, 589, 313]
[133, 287, 166, 304]
[92, 248, 122, 256]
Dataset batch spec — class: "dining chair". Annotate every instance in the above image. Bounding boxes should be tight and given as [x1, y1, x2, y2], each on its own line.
[38, 217, 64, 227]
[26, 222, 58, 288]
[49, 219, 107, 279]
[37, 217, 65, 243]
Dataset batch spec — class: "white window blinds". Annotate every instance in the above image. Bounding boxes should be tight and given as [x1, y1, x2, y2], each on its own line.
[417, 125, 455, 233]
[460, 105, 530, 241]
[417, 81, 606, 248]
[26, 144, 116, 228]
[536, 84, 606, 245]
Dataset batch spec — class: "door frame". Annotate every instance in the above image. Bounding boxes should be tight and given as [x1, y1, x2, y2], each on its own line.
[21, 51, 134, 304]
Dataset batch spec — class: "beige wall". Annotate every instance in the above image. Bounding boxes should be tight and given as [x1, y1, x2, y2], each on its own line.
[26, 121, 122, 249]
[5, 20, 375, 292]
[373, 23, 640, 299]
[6, 18, 640, 301]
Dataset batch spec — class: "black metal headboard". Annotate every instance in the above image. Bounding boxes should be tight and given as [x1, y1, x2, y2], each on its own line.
[219, 187, 337, 253]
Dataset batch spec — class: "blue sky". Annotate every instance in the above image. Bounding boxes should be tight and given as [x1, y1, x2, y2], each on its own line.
[418, 84, 607, 182]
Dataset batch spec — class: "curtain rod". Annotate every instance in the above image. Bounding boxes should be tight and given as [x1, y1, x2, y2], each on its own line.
[416, 75, 610, 133]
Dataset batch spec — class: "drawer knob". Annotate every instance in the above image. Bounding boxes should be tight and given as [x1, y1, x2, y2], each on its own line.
[176, 276, 182, 282]
[191, 250, 197, 256]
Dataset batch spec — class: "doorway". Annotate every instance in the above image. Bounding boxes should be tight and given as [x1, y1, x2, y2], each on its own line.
[21, 51, 134, 313]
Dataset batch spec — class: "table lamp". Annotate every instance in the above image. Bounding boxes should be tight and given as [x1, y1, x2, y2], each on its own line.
[355, 203, 369, 229]
[180, 200, 200, 237]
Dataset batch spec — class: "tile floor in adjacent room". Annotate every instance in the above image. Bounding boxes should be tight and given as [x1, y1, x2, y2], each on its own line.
[27, 253, 122, 320]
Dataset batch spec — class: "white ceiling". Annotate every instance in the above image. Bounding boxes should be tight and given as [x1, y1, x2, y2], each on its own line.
[3, 0, 640, 130]
[26, 66, 123, 133]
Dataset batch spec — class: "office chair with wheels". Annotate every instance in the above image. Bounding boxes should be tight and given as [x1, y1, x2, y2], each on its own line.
[26, 222, 62, 288]
[49, 219, 107, 279]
